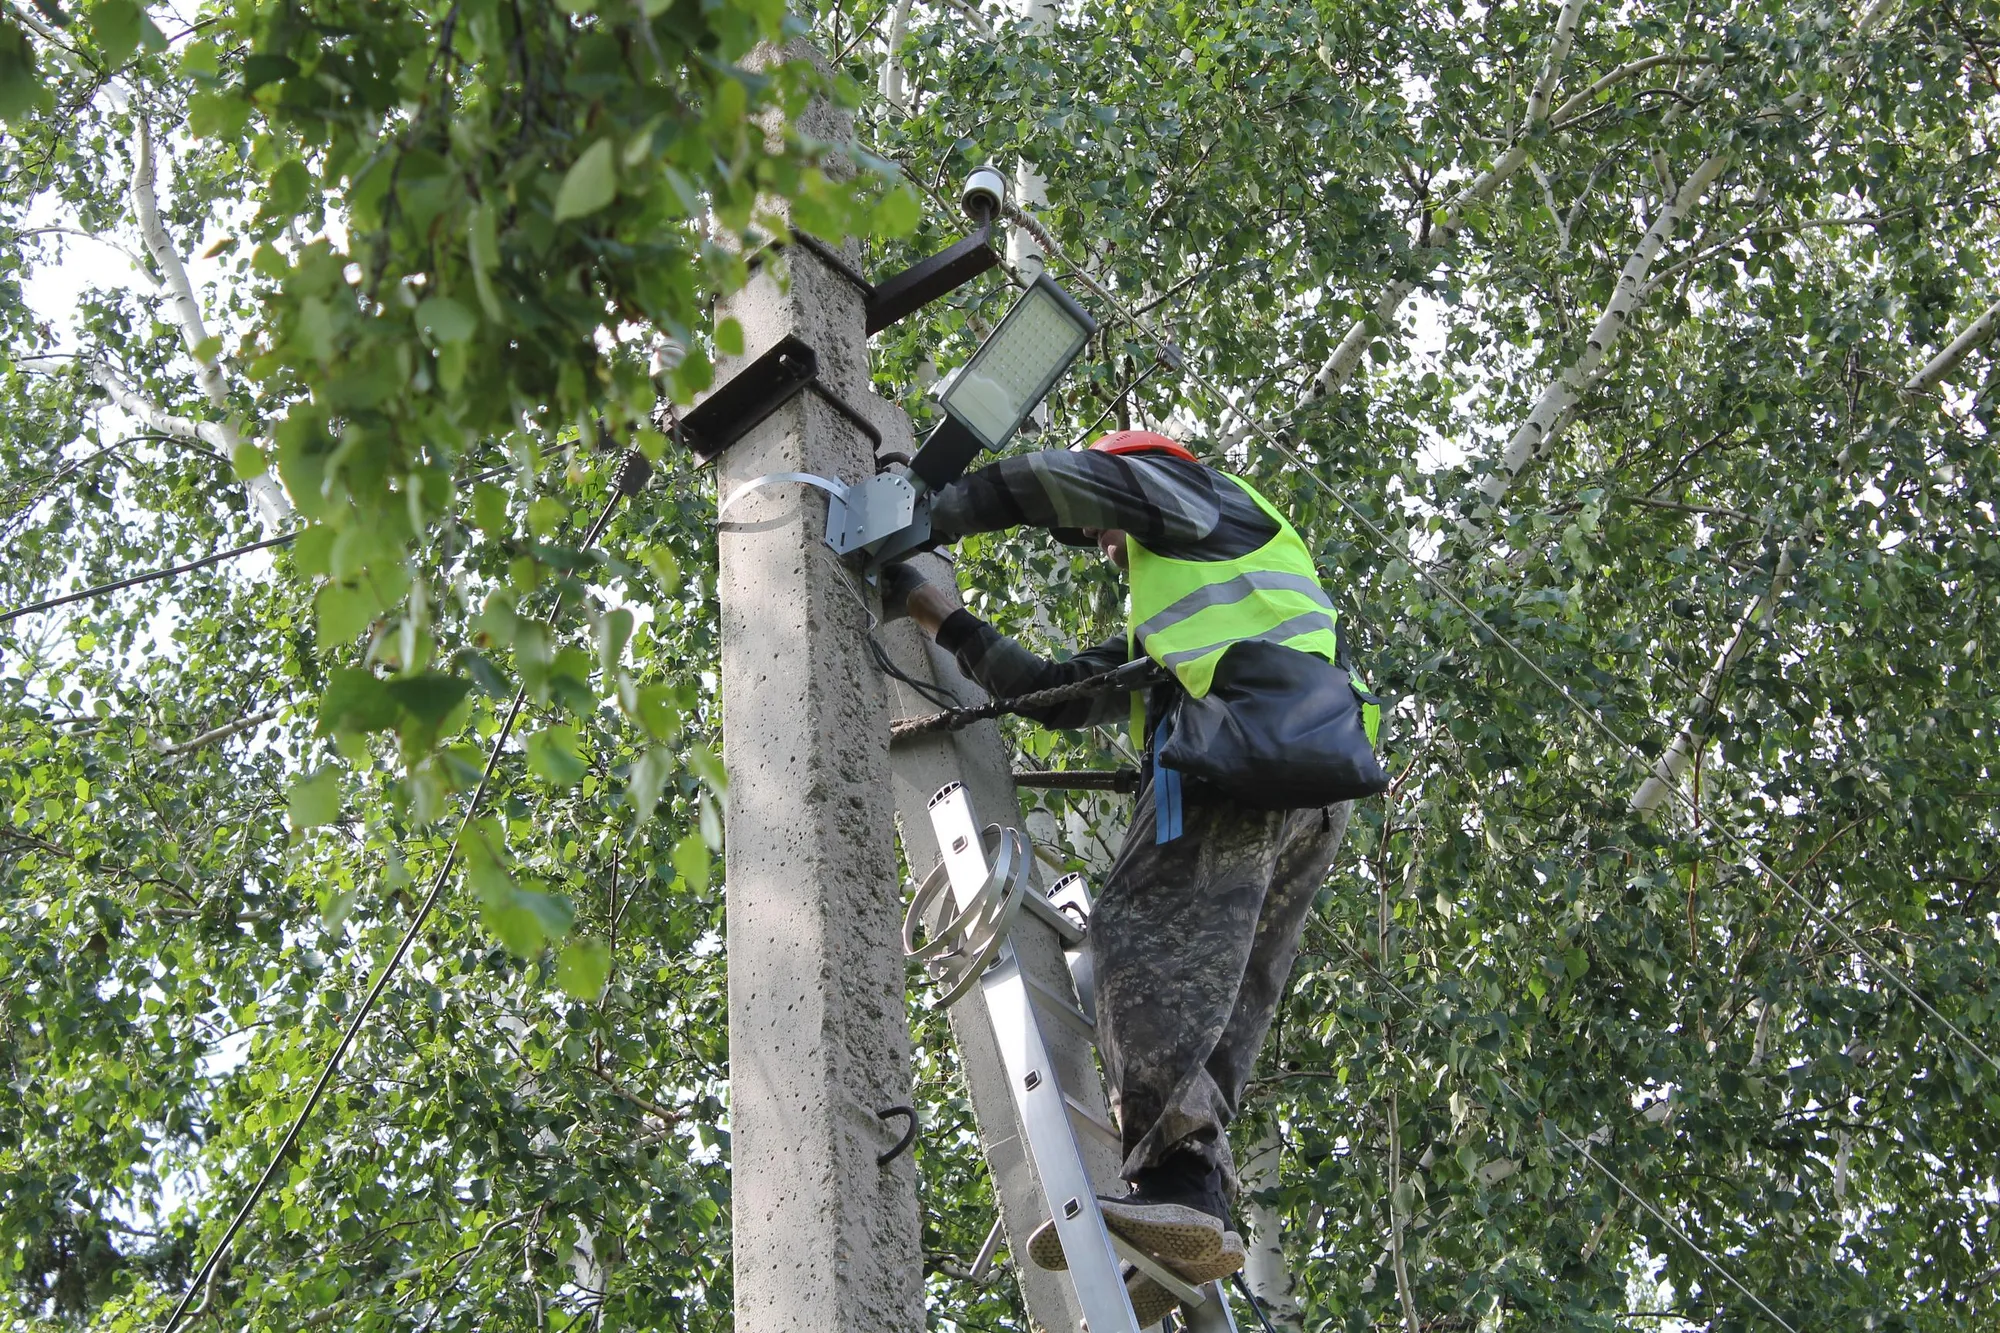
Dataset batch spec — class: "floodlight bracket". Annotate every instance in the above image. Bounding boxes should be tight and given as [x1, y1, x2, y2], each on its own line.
[788, 211, 1002, 338]
[680, 335, 883, 465]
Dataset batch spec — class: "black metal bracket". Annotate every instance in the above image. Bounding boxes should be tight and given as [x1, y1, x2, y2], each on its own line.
[679, 335, 880, 464]
[787, 207, 1002, 338]
[679, 336, 819, 463]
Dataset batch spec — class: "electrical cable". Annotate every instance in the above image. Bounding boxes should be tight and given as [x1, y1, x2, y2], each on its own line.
[161, 453, 648, 1333]
[0, 532, 298, 626]
[1231, 1272, 1281, 1333]
[1, 461, 518, 627]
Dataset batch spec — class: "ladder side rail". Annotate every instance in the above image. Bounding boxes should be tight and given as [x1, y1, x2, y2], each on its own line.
[932, 787, 1143, 1333]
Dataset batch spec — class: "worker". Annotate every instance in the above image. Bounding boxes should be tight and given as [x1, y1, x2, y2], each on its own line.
[882, 430, 1384, 1315]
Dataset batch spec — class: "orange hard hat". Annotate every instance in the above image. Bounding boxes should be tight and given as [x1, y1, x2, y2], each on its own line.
[1087, 430, 1199, 463]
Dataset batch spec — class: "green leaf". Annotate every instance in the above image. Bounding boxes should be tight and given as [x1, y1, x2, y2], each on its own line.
[288, 768, 343, 830]
[556, 938, 612, 1000]
[714, 317, 744, 357]
[527, 496, 567, 537]
[874, 184, 921, 238]
[628, 745, 672, 827]
[320, 888, 358, 935]
[553, 139, 618, 221]
[91, 0, 142, 68]
[671, 832, 710, 893]
[385, 672, 473, 725]
[319, 669, 400, 735]
[525, 725, 587, 785]
[416, 295, 477, 345]
[231, 443, 269, 480]
[0, 19, 51, 122]
[472, 483, 509, 535]
[316, 580, 385, 646]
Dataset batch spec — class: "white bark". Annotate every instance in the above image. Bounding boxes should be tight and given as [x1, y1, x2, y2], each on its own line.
[131, 118, 293, 530]
[877, 0, 914, 108]
[1458, 151, 1726, 545]
[1630, 542, 1795, 813]
[133, 120, 229, 415]
[86, 362, 234, 450]
[1301, 0, 1587, 404]
[1007, 0, 1057, 281]
[1241, 1122, 1305, 1333]
[1905, 296, 2000, 393]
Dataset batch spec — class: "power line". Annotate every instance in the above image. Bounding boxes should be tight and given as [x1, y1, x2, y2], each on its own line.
[0, 532, 297, 626]
[0, 462, 519, 628]
[161, 453, 650, 1332]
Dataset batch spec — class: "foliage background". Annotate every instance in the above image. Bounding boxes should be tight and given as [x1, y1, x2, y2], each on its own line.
[2, 0, 1997, 1330]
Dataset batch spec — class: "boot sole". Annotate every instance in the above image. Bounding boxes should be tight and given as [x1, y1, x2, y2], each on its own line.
[1126, 1269, 1181, 1328]
[1026, 1209, 1245, 1282]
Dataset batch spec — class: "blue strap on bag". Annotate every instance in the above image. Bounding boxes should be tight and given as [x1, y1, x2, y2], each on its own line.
[1152, 714, 1185, 844]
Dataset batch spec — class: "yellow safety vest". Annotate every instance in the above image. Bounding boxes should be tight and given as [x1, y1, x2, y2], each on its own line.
[1125, 473, 1346, 744]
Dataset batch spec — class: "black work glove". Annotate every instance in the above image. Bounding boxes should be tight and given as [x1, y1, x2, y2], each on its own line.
[878, 561, 929, 623]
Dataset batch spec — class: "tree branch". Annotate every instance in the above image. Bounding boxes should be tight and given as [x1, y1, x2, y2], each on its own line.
[153, 707, 282, 757]
[1905, 296, 2000, 394]
[1456, 152, 1730, 549]
[130, 115, 292, 529]
[1548, 54, 1712, 128]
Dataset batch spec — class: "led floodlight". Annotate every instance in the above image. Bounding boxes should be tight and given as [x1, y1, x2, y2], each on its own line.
[908, 275, 1097, 491]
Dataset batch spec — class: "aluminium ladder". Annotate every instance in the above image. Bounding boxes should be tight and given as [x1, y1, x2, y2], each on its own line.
[907, 780, 1241, 1333]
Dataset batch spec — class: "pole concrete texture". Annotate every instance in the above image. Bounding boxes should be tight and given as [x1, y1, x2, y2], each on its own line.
[712, 76, 922, 1333]
[878, 564, 1128, 1333]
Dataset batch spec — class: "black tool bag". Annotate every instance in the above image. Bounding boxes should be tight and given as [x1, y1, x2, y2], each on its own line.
[1157, 639, 1389, 810]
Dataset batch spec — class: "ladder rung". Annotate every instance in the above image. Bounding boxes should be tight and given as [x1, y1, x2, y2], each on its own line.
[1107, 1233, 1208, 1308]
[1063, 1093, 1120, 1148]
[1021, 970, 1096, 1039]
[1019, 888, 1087, 945]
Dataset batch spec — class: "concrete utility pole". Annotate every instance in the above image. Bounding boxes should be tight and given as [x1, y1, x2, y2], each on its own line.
[713, 60, 923, 1333]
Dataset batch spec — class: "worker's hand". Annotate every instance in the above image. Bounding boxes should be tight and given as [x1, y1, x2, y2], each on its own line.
[878, 561, 929, 623]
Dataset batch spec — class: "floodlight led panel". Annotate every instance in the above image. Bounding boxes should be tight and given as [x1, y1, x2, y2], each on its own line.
[941, 277, 1095, 450]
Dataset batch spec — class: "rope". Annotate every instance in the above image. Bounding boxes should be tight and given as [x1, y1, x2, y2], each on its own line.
[888, 657, 1166, 740]
[162, 455, 646, 1333]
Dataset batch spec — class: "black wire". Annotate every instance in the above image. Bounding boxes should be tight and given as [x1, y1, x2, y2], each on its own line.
[161, 463, 639, 1333]
[1064, 355, 1169, 451]
[1232, 1272, 1281, 1333]
[0, 461, 519, 628]
[0, 532, 298, 626]
[867, 630, 962, 709]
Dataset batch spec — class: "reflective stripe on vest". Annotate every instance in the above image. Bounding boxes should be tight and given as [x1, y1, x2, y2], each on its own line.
[1125, 474, 1341, 702]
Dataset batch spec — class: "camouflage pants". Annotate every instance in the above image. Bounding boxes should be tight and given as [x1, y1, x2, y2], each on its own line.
[1091, 787, 1351, 1199]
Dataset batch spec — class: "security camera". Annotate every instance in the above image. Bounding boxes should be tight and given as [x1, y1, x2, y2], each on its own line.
[961, 166, 1007, 222]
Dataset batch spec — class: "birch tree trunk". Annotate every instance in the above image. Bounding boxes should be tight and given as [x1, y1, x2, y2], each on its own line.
[131, 120, 294, 531]
[1241, 1121, 1306, 1333]
[1632, 293, 1998, 813]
